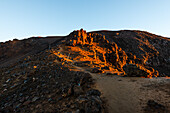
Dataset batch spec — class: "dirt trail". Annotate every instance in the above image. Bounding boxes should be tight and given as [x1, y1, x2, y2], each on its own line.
[92, 75, 142, 113]
[71, 65, 170, 113]
[94, 75, 170, 113]
[70, 65, 141, 112]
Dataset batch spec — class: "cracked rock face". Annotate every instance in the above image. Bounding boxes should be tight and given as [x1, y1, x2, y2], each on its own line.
[62, 29, 169, 77]
[94, 30, 170, 76]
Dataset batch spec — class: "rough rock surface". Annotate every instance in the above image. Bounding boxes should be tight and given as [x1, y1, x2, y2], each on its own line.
[1, 29, 169, 77]
[58, 29, 169, 77]
[93, 30, 170, 76]
[0, 29, 170, 112]
[144, 100, 167, 113]
[0, 48, 105, 112]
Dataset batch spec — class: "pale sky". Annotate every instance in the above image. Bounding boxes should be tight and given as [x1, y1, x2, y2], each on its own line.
[0, 0, 170, 42]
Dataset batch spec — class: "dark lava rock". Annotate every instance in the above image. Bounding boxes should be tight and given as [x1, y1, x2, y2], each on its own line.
[91, 68, 103, 73]
[144, 100, 167, 113]
[0, 47, 105, 113]
[73, 85, 83, 96]
[123, 64, 151, 77]
[87, 89, 101, 96]
[147, 100, 165, 109]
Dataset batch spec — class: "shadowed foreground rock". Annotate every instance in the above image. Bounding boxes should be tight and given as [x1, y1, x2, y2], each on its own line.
[0, 49, 105, 113]
[144, 100, 167, 113]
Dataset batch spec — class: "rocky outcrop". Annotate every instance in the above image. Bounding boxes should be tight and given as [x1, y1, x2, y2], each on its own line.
[67, 29, 107, 46]
[94, 30, 170, 76]
[1, 29, 169, 77]
[123, 64, 159, 77]
[144, 100, 167, 113]
[63, 29, 163, 77]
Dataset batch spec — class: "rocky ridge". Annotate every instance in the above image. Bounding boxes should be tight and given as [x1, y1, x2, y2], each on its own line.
[53, 29, 168, 78]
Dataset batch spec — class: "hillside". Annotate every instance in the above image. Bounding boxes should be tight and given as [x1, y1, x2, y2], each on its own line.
[1, 29, 169, 76]
[0, 29, 170, 112]
[0, 36, 64, 67]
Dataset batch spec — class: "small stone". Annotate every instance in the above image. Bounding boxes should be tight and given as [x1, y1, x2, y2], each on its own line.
[75, 109, 80, 113]
[57, 97, 63, 101]
[67, 86, 73, 96]
[70, 105, 75, 109]
[147, 100, 165, 109]
[19, 93, 23, 96]
[32, 97, 39, 102]
[16, 103, 21, 108]
[36, 104, 42, 108]
[66, 104, 70, 108]
[20, 97, 25, 102]
[73, 85, 83, 96]
[3, 89, 7, 92]
[86, 89, 101, 96]
[6, 79, 11, 83]
[23, 101, 31, 106]
[106, 73, 113, 75]
[91, 68, 103, 73]
[32, 77, 36, 82]
[24, 80, 28, 83]
[3, 84, 7, 87]
[48, 98, 52, 101]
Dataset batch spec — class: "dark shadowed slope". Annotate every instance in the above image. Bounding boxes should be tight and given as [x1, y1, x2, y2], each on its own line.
[0, 36, 64, 67]
[0, 46, 105, 112]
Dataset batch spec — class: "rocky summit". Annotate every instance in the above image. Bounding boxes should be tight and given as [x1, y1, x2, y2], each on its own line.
[0, 29, 170, 112]
[56, 29, 169, 77]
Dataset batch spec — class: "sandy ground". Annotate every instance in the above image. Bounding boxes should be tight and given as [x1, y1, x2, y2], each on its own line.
[92, 74, 170, 113]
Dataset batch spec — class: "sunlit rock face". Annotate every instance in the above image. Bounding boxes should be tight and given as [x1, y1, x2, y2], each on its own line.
[53, 29, 164, 78]
[68, 29, 107, 46]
